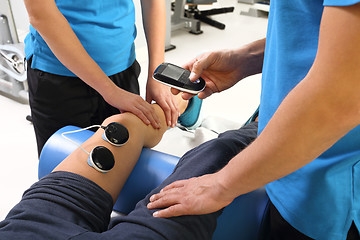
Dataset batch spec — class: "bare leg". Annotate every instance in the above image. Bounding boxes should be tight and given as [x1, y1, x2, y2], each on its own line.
[54, 95, 188, 203]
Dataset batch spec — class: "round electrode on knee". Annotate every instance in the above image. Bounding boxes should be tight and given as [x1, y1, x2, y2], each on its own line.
[102, 122, 129, 147]
[87, 146, 115, 173]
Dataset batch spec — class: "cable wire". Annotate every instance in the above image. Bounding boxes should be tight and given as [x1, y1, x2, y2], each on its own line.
[61, 125, 102, 155]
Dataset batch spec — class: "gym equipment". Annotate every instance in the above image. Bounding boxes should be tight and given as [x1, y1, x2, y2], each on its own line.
[0, 0, 28, 103]
[171, 0, 234, 34]
[185, 0, 234, 30]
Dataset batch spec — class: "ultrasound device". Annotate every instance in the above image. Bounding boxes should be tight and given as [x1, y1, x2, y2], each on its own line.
[153, 62, 205, 94]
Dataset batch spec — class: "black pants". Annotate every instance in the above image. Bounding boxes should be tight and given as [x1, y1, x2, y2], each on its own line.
[269, 202, 360, 240]
[27, 58, 141, 156]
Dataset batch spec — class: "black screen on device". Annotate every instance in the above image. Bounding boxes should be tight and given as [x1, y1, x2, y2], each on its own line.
[162, 65, 184, 79]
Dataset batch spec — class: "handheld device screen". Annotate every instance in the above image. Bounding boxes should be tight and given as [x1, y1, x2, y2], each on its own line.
[153, 62, 205, 94]
[162, 64, 185, 80]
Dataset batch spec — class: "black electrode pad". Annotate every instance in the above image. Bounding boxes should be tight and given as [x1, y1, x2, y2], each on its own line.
[153, 62, 206, 94]
[103, 122, 129, 147]
[88, 146, 115, 173]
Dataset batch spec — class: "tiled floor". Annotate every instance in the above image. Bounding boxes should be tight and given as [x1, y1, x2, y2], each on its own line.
[0, 0, 267, 220]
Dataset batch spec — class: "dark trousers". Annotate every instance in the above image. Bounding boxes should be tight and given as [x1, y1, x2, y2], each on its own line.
[1, 121, 358, 239]
[27, 59, 141, 156]
[0, 123, 258, 240]
[269, 202, 360, 240]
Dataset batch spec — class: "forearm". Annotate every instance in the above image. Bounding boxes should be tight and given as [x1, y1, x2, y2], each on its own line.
[24, 0, 117, 100]
[217, 74, 360, 198]
[140, 0, 166, 77]
[233, 38, 265, 79]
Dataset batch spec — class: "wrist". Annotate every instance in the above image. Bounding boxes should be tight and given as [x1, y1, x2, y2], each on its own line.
[101, 82, 122, 104]
[213, 171, 237, 204]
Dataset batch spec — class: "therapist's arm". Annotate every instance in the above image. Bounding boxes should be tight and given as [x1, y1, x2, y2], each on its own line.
[148, 3, 360, 217]
[24, 0, 161, 129]
[140, 0, 180, 128]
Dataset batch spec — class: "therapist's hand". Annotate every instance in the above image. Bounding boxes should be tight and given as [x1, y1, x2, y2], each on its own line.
[147, 174, 234, 218]
[146, 78, 179, 128]
[105, 87, 161, 129]
[172, 50, 246, 100]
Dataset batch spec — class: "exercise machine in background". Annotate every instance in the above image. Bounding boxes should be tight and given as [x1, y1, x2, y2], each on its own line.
[0, 0, 28, 103]
[239, 0, 270, 18]
[171, 0, 234, 35]
[185, 0, 234, 31]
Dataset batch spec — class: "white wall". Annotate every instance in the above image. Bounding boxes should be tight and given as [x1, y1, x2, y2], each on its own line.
[10, 0, 29, 34]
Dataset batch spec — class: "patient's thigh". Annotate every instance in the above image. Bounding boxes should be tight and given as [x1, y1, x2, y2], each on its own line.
[101, 122, 259, 240]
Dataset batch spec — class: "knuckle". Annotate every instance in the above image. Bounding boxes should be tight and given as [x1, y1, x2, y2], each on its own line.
[143, 107, 153, 115]
[134, 108, 142, 115]
[167, 206, 177, 215]
[162, 105, 170, 111]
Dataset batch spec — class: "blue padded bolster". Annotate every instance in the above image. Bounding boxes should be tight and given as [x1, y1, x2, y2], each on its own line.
[39, 126, 269, 240]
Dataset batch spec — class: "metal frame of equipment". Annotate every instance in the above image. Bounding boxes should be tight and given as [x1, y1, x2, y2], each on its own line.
[0, 0, 28, 103]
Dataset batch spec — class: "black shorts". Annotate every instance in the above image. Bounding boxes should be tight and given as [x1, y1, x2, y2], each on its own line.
[27, 58, 141, 156]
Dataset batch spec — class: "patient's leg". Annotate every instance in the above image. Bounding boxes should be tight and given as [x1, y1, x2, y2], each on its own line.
[0, 95, 189, 239]
[54, 95, 189, 203]
[100, 122, 259, 240]
[0, 108, 257, 240]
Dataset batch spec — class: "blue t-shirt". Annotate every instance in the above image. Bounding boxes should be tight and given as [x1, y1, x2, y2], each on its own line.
[259, 0, 360, 239]
[25, 0, 136, 77]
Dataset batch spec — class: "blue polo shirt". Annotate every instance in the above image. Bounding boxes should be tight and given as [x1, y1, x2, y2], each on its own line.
[25, 0, 136, 77]
[258, 0, 360, 239]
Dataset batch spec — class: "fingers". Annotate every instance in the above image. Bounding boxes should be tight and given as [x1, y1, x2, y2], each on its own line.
[156, 97, 179, 127]
[166, 95, 179, 127]
[148, 188, 180, 210]
[109, 88, 162, 128]
[197, 87, 214, 99]
[161, 179, 187, 192]
[147, 179, 196, 218]
[152, 204, 184, 218]
[183, 53, 212, 82]
[162, 101, 172, 127]
[171, 86, 211, 100]
[147, 188, 188, 218]
[146, 81, 180, 127]
[181, 92, 196, 100]
[169, 99, 179, 127]
[134, 101, 161, 129]
[171, 88, 195, 101]
[147, 175, 232, 218]
[147, 180, 184, 207]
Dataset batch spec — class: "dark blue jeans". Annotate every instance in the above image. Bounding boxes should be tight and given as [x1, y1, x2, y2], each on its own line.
[0, 122, 258, 240]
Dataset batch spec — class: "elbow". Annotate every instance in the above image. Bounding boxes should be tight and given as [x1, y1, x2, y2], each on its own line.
[24, 1, 51, 29]
[28, 16, 39, 29]
[27, 10, 45, 29]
